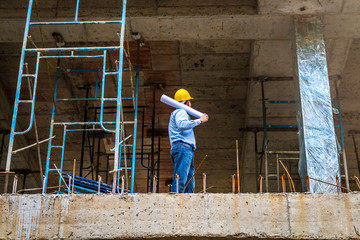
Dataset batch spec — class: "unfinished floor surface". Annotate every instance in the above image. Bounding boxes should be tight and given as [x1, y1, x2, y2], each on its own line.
[1, 193, 360, 239]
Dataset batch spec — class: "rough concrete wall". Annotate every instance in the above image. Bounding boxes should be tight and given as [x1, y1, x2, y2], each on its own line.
[1, 193, 359, 239]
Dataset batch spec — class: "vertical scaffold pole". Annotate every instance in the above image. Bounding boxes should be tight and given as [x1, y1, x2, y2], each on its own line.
[112, 0, 127, 193]
[130, 68, 139, 193]
[58, 125, 67, 193]
[4, 0, 34, 193]
[337, 101, 349, 190]
[44, 69, 60, 192]
[74, 0, 80, 23]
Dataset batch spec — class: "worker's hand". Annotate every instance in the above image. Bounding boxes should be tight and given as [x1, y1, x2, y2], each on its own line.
[200, 114, 209, 123]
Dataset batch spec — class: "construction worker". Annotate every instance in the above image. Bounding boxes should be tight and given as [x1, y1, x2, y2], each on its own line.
[168, 89, 209, 193]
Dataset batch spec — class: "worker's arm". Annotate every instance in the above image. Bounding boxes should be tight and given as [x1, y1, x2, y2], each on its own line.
[175, 109, 202, 130]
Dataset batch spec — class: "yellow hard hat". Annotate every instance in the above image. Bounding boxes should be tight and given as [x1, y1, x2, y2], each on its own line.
[174, 89, 194, 102]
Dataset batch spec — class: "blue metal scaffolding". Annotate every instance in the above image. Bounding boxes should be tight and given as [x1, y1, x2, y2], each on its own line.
[258, 79, 349, 192]
[4, 0, 139, 194]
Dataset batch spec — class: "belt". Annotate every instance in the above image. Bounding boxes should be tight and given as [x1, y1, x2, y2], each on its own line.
[173, 140, 194, 151]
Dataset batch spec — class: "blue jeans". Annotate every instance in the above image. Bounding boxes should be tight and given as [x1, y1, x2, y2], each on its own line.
[171, 142, 195, 193]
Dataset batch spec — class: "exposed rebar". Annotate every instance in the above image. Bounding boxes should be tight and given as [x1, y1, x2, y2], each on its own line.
[12, 175, 18, 194]
[183, 155, 208, 193]
[308, 176, 352, 192]
[236, 140, 240, 193]
[152, 175, 157, 193]
[176, 174, 179, 194]
[232, 174, 236, 193]
[279, 160, 296, 192]
[72, 159, 76, 193]
[282, 174, 286, 192]
[98, 175, 102, 194]
[203, 173, 206, 193]
[259, 175, 263, 193]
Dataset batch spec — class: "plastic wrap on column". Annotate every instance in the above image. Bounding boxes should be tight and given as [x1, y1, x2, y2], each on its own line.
[293, 16, 341, 193]
[160, 94, 204, 118]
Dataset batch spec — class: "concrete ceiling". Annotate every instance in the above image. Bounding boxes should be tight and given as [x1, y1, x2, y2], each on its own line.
[1, 0, 360, 193]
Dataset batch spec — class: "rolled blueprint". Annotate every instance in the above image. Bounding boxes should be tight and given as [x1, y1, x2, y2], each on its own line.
[160, 94, 204, 118]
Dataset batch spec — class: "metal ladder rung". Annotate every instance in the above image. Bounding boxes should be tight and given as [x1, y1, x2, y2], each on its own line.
[51, 146, 64, 149]
[19, 100, 32, 103]
[103, 98, 117, 101]
[48, 169, 58, 172]
[30, 20, 123, 26]
[119, 167, 132, 170]
[266, 125, 297, 128]
[103, 98, 133, 101]
[22, 74, 36, 77]
[123, 121, 135, 124]
[104, 72, 119, 76]
[121, 144, 133, 147]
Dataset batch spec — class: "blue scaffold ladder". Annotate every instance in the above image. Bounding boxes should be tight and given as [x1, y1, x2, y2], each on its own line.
[5, 0, 140, 194]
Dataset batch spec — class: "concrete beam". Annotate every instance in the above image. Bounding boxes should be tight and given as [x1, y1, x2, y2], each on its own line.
[258, 0, 343, 15]
[1, 194, 359, 239]
[326, 38, 353, 76]
[2, 14, 360, 43]
[259, 0, 360, 15]
[250, 39, 353, 77]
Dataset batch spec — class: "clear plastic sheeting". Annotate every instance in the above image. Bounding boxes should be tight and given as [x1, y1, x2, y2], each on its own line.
[293, 16, 341, 193]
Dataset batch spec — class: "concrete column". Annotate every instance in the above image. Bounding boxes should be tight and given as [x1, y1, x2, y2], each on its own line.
[292, 16, 340, 193]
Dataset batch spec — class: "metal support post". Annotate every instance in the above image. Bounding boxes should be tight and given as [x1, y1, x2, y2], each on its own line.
[150, 88, 156, 192]
[130, 68, 139, 193]
[96, 135, 101, 178]
[57, 125, 67, 193]
[72, 159, 76, 193]
[276, 154, 280, 192]
[336, 101, 350, 190]
[44, 68, 59, 192]
[157, 136, 161, 192]
[25, 63, 43, 183]
[254, 132, 259, 191]
[5, 1, 34, 192]
[79, 88, 90, 177]
[264, 151, 268, 192]
[236, 139, 240, 193]
[352, 135, 360, 176]
[112, 0, 128, 193]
